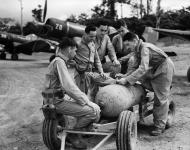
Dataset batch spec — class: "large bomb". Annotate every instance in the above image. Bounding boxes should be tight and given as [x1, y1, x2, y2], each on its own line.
[95, 84, 146, 117]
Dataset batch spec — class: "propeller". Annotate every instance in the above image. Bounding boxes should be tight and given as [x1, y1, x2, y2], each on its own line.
[42, 0, 47, 23]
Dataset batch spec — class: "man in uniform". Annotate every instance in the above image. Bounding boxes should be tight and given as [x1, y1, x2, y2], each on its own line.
[116, 32, 175, 136]
[74, 25, 116, 100]
[95, 20, 121, 73]
[112, 19, 129, 58]
[42, 37, 100, 149]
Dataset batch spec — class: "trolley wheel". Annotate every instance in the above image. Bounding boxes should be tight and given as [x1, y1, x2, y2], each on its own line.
[42, 115, 68, 150]
[166, 101, 176, 129]
[116, 110, 137, 150]
[187, 67, 190, 82]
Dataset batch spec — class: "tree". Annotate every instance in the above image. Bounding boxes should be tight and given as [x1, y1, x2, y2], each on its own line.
[32, 4, 43, 22]
[66, 14, 78, 23]
[78, 13, 89, 25]
[156, 0, 162, 28]
[91, 4, 107, 18]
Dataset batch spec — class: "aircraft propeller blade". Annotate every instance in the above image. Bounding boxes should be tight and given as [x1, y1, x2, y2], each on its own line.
[43, 0, 47, 22]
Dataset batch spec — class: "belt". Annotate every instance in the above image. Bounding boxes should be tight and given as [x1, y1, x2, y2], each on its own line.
[42, 89, 65, 99]
[76, 63, 93, 74]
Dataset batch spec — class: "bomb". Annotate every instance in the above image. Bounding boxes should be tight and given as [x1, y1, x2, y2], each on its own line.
[95, 84, 146, 117]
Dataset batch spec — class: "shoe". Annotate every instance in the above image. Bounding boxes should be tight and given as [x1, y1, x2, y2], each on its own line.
[150, 127, 165, 136]
[66, 134, 87, 149]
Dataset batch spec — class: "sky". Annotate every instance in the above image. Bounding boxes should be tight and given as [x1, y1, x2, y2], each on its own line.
[0, 0, 190, 25]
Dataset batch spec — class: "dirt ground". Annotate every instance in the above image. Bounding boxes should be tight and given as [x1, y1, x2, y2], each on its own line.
[0, 42, 190, 150]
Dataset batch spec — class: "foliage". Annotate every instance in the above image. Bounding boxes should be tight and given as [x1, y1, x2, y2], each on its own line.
[67, 14, 78, 23]
[8, 22, 22, 34]
[0, 18, 15, 31]
[23, 22, 39, 35]
[32, 4, 43, 22]
[22, 1, 190, 39]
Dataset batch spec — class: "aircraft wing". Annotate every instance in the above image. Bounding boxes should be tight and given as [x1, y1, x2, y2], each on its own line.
[153, 28, 190, 41]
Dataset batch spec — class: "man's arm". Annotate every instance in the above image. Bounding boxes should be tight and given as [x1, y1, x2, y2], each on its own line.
[56, 59, 90, 105]
[106, 36, 117, 62]
[124, 47, 150, 85]
[94, 49, 104, 73]
[112, 35, 118, 50]
[112, 35, 122, 54]
[118, 52, 133, 64]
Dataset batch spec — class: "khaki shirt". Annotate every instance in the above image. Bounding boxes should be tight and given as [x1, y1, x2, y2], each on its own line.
[112, 34, 123, 54]
[126, 40, 168, 85]
[95, 34, 117, 62]
[44, 56, 90, 105]
[75, 36, 103, 73]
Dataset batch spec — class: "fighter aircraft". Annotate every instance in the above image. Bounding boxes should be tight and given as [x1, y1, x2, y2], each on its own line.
[0, 0, 86, 60]
[0, 19, 86, 60]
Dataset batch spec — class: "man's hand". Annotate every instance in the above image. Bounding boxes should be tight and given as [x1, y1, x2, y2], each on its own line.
[116, 78, 129, 86]
[87, 101, 101, 122]
[115, 73, 124, 79]
[100, 72, 108, 80]
[87, 41, 95, 50]
[113, 59, 120, 66]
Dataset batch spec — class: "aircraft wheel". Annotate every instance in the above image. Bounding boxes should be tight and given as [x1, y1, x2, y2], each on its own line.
[0, 52, 6, 60]
[116, 110, 137, 150]
[166, 101, 176, 129]
[42, 115, 68, 150]
[187, 67, 190, 82]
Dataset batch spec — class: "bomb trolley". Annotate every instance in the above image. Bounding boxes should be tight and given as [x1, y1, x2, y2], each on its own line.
[42, 84, 175, 150]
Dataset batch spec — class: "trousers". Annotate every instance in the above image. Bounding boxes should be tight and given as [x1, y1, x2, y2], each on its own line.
[54, 98, 98, 128]
[141, 58, 175, 128]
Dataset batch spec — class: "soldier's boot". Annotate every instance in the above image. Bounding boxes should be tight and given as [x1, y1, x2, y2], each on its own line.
[150, 127, 165, 136]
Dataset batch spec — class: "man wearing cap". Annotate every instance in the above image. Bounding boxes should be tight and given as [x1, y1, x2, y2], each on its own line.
[116, 32, 175, 136]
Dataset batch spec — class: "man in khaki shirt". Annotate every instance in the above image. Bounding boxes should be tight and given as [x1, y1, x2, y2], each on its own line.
[112, 19, 129, 58]
[74, 25, 116, 100]
[95, 20, 121, 73]
[116, 32, 175, 136]
[42, 37, 100, 149]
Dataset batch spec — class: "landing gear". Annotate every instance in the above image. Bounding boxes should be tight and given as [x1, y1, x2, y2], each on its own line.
[11, 53, 18, 60]
[0, 52, 6, 60]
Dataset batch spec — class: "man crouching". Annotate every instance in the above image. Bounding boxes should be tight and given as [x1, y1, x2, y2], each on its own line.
[42, 37, 100, 149]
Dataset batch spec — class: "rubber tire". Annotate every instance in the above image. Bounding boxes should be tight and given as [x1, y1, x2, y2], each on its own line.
[11, 53, 18, 60]
[187, 67, 190, 82]
[42, 116, 68, 150]
[116, 110, 137, 150]
[166, 101, 176, 129]
[0, 52, 6, 60]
